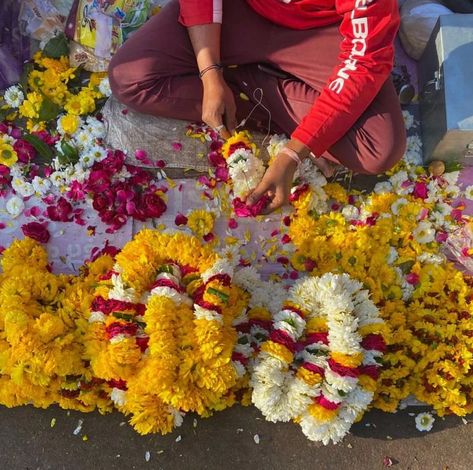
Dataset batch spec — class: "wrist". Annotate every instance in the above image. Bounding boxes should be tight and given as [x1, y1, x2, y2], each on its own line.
[278, 151, 299, 171]
[201, 68, 225, 86]
[286, 138, 310, 160]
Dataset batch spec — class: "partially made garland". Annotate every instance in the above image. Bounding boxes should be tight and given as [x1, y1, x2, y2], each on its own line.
[252, 273, 387, 444]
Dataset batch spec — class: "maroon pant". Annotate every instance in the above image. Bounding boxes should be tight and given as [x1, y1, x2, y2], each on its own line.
[109, 0, 406, 174]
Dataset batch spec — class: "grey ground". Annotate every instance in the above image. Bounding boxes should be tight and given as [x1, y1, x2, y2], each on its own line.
[1, 405, 472, 470]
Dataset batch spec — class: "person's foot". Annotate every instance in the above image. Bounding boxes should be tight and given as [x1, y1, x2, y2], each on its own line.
[310, 154, 341, 178]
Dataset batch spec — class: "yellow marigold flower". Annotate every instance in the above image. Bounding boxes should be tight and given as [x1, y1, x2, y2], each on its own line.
[64, 90, 96, 116]
[0, 141, 18, 167]
[247, 306, 271, 321]
[221, 131, 257, 159]
[261, 341, 293, 364]
[18, 91, 42, 119]
[324, 182, 348, 204]
[331, 352, 364, 368]
[187, 209, 215, 238]
[297, 367, 323, 386]
[358, 374, 378, 392]
[305, 316, 328, 332]
[308, 402, 339, 422]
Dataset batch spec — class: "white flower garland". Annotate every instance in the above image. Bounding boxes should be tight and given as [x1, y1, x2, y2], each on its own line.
[251, 273, 386, 445]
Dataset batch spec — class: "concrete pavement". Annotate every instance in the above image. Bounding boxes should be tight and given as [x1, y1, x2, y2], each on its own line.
[1, 405, 472, 469]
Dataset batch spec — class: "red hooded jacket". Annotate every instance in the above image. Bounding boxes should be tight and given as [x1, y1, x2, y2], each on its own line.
[179, 0, 400, 156]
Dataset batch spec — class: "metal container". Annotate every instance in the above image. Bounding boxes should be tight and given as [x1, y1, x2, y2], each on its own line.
[419, 14, 473, 163]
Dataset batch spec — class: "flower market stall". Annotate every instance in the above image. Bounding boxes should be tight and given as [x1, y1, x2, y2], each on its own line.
[1, 6, 473, 447]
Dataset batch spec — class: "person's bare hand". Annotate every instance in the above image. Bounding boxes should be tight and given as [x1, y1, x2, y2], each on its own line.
[202, 71, 237, 139]
[246, 152, 298, 214]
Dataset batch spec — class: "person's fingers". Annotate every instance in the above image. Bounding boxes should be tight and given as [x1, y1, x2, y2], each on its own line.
[246, 181, 270, 206]
[219, 127, 231, 140]
[224, 106, 237, 134]
[262, 196, 284, 215]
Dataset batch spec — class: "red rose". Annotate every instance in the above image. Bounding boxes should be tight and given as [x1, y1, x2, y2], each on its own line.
[93, 193, 112, 212]
[13, 139, 36, 163]
[142, 192, 166, 219]
[22, 222, 50, 243]
[46, 197, 73, 222]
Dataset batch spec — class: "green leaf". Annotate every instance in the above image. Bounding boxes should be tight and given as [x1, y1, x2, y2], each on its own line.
[20, 62, 34, 91]
[22, 134, 54, 160]
[207, 287, 229, 304]
[42, 33, 70, 59]
[397, 260, 415, 275]
[60, 140, 79, 163]
[38, 96, 61, 122]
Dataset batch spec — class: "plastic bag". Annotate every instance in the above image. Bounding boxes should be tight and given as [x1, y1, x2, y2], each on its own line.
[71, 1, 151, 60]
[444, 223, 473, 274]
[0, 0, 31, 90]
[19, 0, 68, 45]
[399, 0, 453, 60]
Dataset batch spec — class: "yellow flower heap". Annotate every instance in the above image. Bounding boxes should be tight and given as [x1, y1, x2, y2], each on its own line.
[0, 238, 114, 413]
[288, 176, 473, 416]
[18, 51, 107, 131]
[82, 229, 249, 434]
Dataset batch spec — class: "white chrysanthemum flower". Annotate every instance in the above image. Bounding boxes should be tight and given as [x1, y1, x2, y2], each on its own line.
[341, 204, 359, 220]
[11, 177, 35, 197]
[1, 133, 15, 145]
[391, 198, 408, 215]
[87, 144, 108, 162]
[86, 116, 106, 139]
[32, 176, 52, 195]
[4, 85, 24, 108]
[444, 185, 460, 199]
[415, 412, 435, 432]
[402, 110, 415, 130]
[73, 129, 96, 149]
[233, 360, 246, 378]
[266, 134, 289, 159]
[387, 246, 398, 264]
[413, 221, 436, 244]
[228, 149, 265, 199]
[79, 153, 96, 168]
[193, 304, 223, 323]
[373, 181, 392, 194]
[110, 388, 126, 407]
[418, 252, 445, 265]
[109, 274, 138, 302]
[49, 171, 66, 187]
[389, 170, 408, 189]
[149, 286, 193, 307]
[464, 185, 473, 200]
[443, 171, 460, 186]
[88, 311, 106, 323]
[98, 77, 112, 97]
[5, 195, 25, 218]
[403, 135, 423, 166]
[202, 258, 234, 283]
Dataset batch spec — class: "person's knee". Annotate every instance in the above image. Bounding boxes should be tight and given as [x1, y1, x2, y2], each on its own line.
[108, 55, 135, 104]
[363, 133, 407, 175]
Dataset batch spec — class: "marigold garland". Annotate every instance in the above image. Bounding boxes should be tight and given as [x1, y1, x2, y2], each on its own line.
[81, 229, 250, 434]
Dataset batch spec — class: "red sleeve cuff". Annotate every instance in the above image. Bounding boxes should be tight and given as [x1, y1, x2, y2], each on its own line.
[291, 126, 327, 157]
[178, 14, 221, 27]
